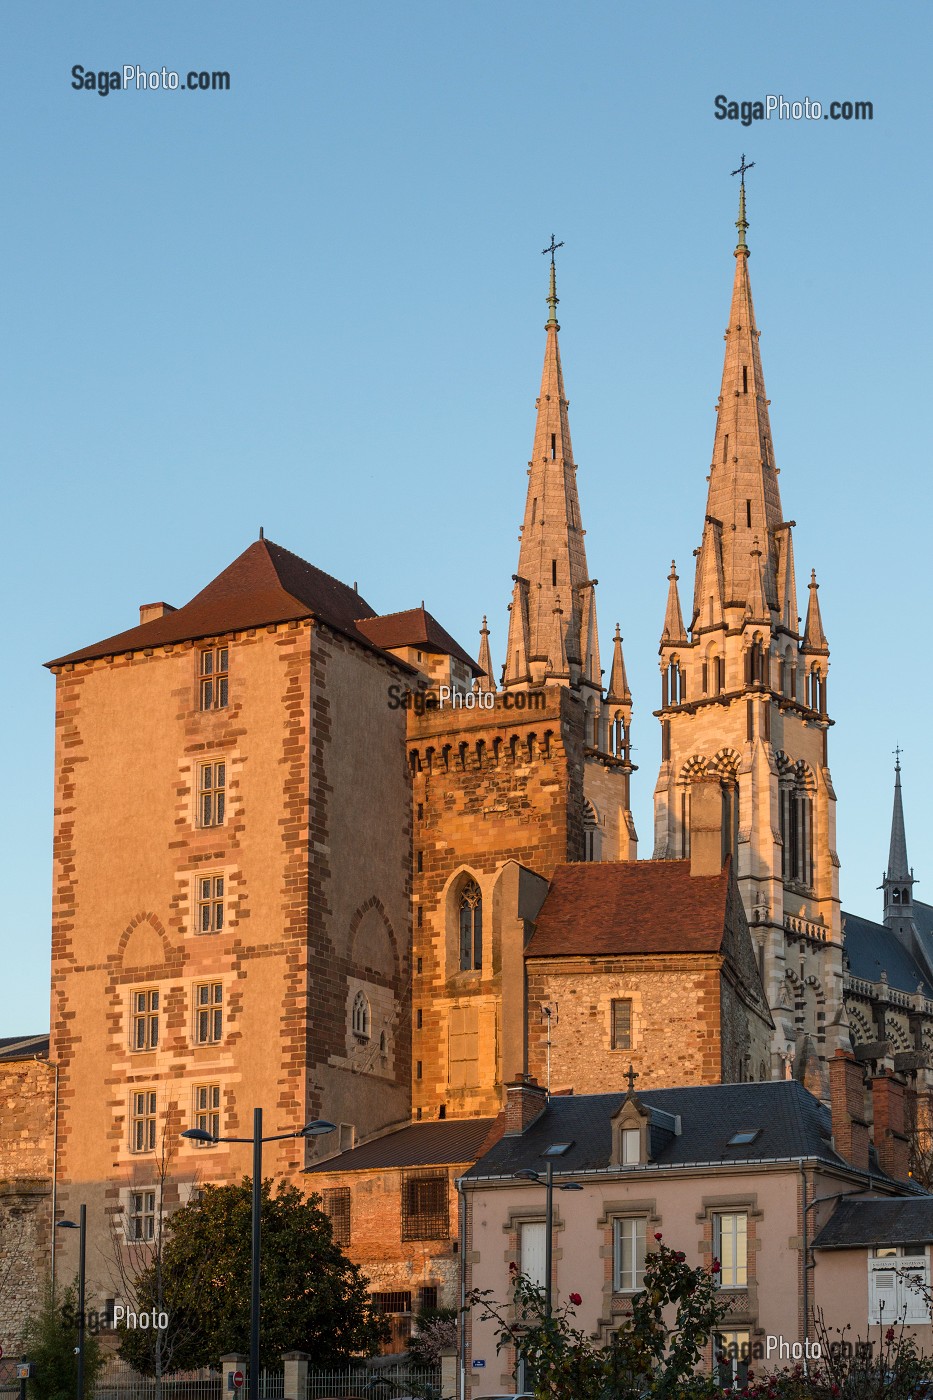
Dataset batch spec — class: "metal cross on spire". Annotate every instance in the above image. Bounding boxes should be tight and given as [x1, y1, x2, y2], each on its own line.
[894, 744, 903, 768]
[731, 153, 755, 187]
[542, 233, 564, 266]
[625, 1063, 639, 1095]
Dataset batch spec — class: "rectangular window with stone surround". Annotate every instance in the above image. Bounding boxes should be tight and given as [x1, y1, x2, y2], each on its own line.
[128, 1189, 156, 1241]
[130, 1091, 157, 1153]
[196, 874, 225, 933]
[199, 646, 229, 710]
[610, 999, 632, 1050]
[131, 989, 159, 1051]
[194, 1083, 221, 1142]
[613, 1216, 646, 1291]
[322, 1187, 351, 1246]
[194, 982, 223, 1044]
[197, 760, 226, 827]
[401, 1170, 449, 1241]
[713, 1212, 748, 1288]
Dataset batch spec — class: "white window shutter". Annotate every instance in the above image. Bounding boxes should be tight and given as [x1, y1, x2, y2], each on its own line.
[520, 1220, 547, 1289]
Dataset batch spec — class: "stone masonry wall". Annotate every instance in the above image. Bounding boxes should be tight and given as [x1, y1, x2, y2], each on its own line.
[0, 1058, 54, 1350]
[526, 955, 724, 1093]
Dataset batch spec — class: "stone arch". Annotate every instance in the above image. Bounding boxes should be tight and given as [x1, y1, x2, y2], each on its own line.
[678, 754, 710, 785]
[802, 972, 827, 1044]
[847, 1005, 874, 1046]
[348, 897, 399, 982]
[583, 797, 600, 862]
[442, 865, 486, 979]
[118, 912, 169, 969]
[886, 1020, 911, 1054]
[712, 746, 741, 780]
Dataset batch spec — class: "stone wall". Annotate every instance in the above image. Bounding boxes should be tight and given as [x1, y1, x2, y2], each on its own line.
[0, 1057, 54, 1350]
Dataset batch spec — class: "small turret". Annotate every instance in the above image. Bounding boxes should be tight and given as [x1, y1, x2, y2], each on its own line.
[477, 616, 496, 694]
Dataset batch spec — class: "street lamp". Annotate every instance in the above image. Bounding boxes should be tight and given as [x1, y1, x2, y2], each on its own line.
[182, 1111, 336, 1400]
[56, 1205, 87, 1400]
[513, 1147, 583, 1318]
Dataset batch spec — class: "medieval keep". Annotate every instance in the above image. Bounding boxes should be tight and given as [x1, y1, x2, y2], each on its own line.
[3, 179, 931, 1351]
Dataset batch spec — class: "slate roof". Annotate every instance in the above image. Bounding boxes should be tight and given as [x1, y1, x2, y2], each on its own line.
[304, 1117, 496, 1174]
[524, 859, 731, 960]
[357, 606, 480, 674]
[0, 1034, 50, 1061]
[843, 911, 933, 998]
[813, 1197, 933, 1250]
[465, 1081, 854, 1180]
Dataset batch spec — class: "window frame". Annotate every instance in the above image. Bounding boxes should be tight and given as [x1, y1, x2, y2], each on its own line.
[713, 1211, 748, 1288]
[613, 1215, 647, 1293]
[610, 998, 632, 1051]
[196, 873, 225, 934]
[127, 1188, 157, 1242]
[351, 990, 371, 1041]
[197, 760, 227, 828]
[131, 988, 160, 1052]
[199, 645, 229, 712]
[193, 1083, 221, 1143]
[130, 1090, 158, 1154]
[401, 1169, 449, 1242]
[322, 1187, 351, 1247]
[194, 982, 224, 1045]
[458, 880, 483, 973]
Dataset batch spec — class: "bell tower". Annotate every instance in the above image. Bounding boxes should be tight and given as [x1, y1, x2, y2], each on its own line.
[652, 169, 846, 1088]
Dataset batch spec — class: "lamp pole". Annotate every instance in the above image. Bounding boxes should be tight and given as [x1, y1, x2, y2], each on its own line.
[182, 1114, 336, 1400]
[513, 1153, 581, 1320]
[56, 1204, 86, 1400]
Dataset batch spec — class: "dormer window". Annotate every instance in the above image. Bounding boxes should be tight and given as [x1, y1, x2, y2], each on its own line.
[621, 1127, 641, 1165]
[727, 1129, 761, 1147]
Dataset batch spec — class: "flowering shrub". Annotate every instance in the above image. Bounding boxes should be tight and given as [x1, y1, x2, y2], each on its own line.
[466, 1234, 729, 1398]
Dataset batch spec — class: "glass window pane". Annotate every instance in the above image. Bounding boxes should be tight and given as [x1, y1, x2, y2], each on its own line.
[216, 794, 225, 823]
[218, 649, 228, 671]
[216, 763, 225, 786]
[202, 652, 213, 676]
[218, 677, 228, 707]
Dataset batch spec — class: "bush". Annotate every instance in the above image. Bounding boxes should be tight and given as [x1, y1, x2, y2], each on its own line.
[22, 1278, 105, 1400]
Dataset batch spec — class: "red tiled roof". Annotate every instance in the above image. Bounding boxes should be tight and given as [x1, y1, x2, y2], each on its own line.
[357, 606, 480, 674]
[524, 858, 731, 959]
[48, 539, 384, 666]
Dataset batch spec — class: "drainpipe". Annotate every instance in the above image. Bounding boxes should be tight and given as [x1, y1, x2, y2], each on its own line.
[37, 1056, 60, 1291]
[456, 1177, 467, 1400]
[799, 1161, 808, 1375]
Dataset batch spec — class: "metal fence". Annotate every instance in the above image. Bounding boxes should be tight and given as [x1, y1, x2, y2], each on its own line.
[304, 1366, 442, 1400]
[92, 1360, 281, 1400]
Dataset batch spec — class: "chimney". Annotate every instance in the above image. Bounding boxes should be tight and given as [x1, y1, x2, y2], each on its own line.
[504, 1074, 547, 1137]
[690, 772, 724, 877]
[829, 1049, 870, 1171]
[871, 1072, 910, 1182]
[139, 602, 177, 625]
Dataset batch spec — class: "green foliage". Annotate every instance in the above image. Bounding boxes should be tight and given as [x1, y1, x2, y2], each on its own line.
[22, 1277, 105, 1400]
[118, 1179, 388, 1372]
[741, 1311, 933, 1398]
[467, 1234, 729, 1398]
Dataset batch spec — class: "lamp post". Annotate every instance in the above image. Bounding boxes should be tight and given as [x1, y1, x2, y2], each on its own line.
[56, 1205, 86, 1400]
[513, 1150, 582, 1318]
[182, 1112, 336, 1400]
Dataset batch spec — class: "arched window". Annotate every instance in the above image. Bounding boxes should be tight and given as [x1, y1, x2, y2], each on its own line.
[459, 881, 482, 973]
[778, 760, 814, 890]
[583, 799, 600, 862]
[351, 990, 370, 1040]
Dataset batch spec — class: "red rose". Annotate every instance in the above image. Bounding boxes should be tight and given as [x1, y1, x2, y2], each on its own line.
[885, 1326, 895, 1342]
[509, 1262, 518, 1274]
[654, 1231, 663, 1241]
[568, 1291, 582, 1306]
[711, 1259, 721, 1273]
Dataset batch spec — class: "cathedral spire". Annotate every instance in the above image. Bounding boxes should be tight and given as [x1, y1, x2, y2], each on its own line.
[477, 616, 496, 693]
[661, 562, 688, 645]
[606, 624, 631, 704]
[802, 570, 829, 653]
[745, 538, 769, 622]
[503, 242, 597, 692]
[699, 169, 784, 615]
[883, 752, 916, 921]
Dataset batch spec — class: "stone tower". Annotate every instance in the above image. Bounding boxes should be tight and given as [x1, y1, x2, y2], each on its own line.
[652, 179, 847, 1089]
[408, 256, 635, 1119]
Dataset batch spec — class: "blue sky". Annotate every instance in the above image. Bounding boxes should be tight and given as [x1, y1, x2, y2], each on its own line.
[2, 1, 930, 1027]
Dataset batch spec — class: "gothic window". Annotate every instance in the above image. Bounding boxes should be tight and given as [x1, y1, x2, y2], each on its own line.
[458, 881, 482, 972]
[352, 990, 371, 1040]
[583, 799, 600, 862]
[779, 762, 814, 889]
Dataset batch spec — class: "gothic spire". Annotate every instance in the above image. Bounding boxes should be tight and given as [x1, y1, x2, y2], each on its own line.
[802, 570, 829, 653]
[606, 624, 631, 704]
[504, 246, 597, 691]
[887, 754, 911, 882]
[661, 561, 688, 645]
[699, 177, 785, 614]
[477, 616, 496, 693]
[745, 538, 769, 622]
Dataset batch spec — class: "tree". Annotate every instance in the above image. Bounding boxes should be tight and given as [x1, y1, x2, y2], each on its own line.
[22, 1278, 105, 1400]
[119, 1179, 388, 1371]
[467, 1234, 729, 1398]
[407, 1306, 457, 1367]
